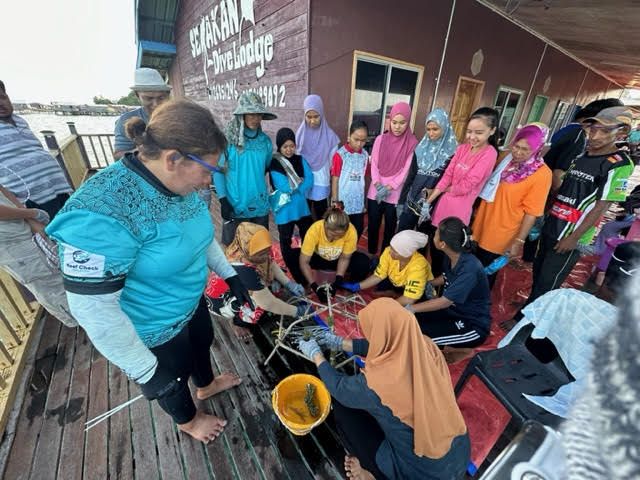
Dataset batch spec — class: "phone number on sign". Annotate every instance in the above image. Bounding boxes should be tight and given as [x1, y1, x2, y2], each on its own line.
[244, 84, 286, 108]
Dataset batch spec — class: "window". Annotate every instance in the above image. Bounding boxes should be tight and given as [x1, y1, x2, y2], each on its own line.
[549, 101, 572, 135]
[350, 52, 423, 142]
[494, 86, 524, 146]
[527, 95, 548, 123]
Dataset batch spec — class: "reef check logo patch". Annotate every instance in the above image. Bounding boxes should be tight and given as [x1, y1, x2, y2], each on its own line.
[62, 245, 105, 278]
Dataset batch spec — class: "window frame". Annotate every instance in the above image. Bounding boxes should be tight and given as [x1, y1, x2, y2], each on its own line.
[493, 85, 525, 146]
[526, 94, 549, 123]
[348, 50, 424, 139]
[548, 100, 573, 135]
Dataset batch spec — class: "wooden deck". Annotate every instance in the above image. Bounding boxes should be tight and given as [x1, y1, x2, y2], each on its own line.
[0, 309, 350, 480]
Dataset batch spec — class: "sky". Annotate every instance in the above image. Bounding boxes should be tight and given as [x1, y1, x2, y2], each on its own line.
[2, 0, 137, 104]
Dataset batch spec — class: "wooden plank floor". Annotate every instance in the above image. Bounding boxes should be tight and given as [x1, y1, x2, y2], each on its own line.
[0, 310, 348, 480]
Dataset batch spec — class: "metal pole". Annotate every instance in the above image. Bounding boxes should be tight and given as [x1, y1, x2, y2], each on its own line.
[431, 0, 457, 111]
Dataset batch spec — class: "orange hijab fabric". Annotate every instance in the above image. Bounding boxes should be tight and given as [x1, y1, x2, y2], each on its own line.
[359, 298, 467, 459]
[225, 222, 273, 282]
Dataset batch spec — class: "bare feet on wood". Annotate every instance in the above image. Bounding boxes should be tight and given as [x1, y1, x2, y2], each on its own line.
[178, 410, 227, 443]
[196, 372, 242, 400]
[344, 455, 375, 480]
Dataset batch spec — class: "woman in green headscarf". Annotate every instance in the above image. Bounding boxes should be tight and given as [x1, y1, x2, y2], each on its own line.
[213, 91, 277, 244]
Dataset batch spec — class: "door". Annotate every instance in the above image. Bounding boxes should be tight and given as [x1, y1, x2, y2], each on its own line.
[450, 77, 485, 142]
[527, 95, 548, 123]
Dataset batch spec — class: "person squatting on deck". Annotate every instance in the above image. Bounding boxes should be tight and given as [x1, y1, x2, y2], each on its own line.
[46, 99, 254, 444]
[297, 298, 470, 480]
[205, 222, 308, 340]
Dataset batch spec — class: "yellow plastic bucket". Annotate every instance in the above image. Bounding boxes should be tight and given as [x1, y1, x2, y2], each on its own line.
[271, 374, 331, 436]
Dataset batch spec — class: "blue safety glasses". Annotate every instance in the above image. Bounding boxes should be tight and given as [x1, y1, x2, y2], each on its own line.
[179, 151, 224, 173]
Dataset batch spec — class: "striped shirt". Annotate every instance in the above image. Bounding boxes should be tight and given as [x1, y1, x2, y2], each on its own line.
[0, 115, 72, 204]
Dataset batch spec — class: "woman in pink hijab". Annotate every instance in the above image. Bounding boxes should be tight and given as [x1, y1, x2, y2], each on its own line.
[367, 102, 418, 255]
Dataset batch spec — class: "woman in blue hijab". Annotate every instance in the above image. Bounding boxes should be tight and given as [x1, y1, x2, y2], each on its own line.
[398, 108, 457, 231]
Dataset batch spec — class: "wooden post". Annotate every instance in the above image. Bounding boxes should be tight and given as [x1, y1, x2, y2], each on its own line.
[67, 122, 91, 169]
[41, 130, 75, 191]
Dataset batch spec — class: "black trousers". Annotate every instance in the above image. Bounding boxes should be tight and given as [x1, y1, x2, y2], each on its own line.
[474, 246, 501, 289]
[397, 209, 419, 232]
[421, 222, 447, 278]
[290, 250, 371, 284]
[525, 234, 581, 308]
[221, 214, 269, 245]
[367, 199, 396, 255]
[415, 308, 488, 348]
[349, 212, 365, 240]
[277, 215, 313, 284]
[308, 199, 328, 221]
[332, 400, 389, 480]
[150, 297, 215, 424]
[26, 192, 70, 219]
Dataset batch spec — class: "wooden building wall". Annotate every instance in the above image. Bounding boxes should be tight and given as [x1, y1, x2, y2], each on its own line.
[308, 0, 623, 141]
[170, 0, 310, 138]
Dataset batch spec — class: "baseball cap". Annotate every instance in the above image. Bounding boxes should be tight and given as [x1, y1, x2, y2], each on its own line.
[584, 106, 633, 128]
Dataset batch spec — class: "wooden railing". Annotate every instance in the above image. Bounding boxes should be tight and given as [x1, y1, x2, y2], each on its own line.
[42, 122, 116, 189]
[0, 271, 42, 435]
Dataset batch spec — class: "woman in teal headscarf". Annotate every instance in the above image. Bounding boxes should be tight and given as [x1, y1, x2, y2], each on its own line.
[398, 108, 457, 231]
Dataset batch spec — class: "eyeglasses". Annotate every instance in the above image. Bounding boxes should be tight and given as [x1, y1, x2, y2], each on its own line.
[584, 124, 623, 133]
[179, 151, 224, 173]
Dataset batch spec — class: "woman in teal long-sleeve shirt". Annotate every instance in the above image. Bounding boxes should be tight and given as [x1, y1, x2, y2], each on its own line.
[214, 91, 277, 245]
[269, 128, 314, 281]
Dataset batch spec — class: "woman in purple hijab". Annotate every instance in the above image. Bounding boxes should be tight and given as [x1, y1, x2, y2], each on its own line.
[296, 94, 340, 220]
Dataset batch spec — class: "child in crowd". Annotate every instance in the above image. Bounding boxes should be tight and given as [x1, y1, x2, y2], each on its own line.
[340, 230, 433, 307]
[269, 128, 314, 282]
[330, 120, 370, 239]
[206, 223, 307, 339]
[424, 107, 499, 275]
[407, 217, 491, 349]
[296, 94, 340, 220]
[367, 102, 418, 255]
[294, 205, 370, 303]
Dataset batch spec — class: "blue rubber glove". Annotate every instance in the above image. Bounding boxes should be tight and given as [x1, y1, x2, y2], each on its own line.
[404, 304, 416, 314]
[339, 281, 361, 293]
[314, 330, 343, 351]
[286, 280, 305, 297]
[295, 302, 314, 318]
[297, 338, 321, 359]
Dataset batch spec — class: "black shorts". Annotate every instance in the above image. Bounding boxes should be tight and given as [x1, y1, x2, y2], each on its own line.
[415, 308, 488, 348]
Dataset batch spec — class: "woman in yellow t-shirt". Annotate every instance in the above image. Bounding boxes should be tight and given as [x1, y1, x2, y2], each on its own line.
[296, 205, 370, 302]
[340, 230, 433, 306]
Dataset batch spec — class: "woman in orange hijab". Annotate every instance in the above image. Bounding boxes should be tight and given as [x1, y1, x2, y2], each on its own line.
[297, 298, 469, 479]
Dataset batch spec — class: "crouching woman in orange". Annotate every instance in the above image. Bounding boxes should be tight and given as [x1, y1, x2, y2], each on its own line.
[297, 298, 470, 480]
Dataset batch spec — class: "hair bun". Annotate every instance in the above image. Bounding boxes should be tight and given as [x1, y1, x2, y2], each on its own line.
[124, 116, 148, 144]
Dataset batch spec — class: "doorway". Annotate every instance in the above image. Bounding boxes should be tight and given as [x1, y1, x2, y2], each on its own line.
[450, 76, 485, 143]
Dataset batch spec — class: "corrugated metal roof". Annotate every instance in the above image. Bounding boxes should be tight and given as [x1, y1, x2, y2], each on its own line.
[136, 0, 179, 71]
[137, 0, 179, 44]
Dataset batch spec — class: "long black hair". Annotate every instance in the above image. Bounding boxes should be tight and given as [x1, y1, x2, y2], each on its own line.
[469, 107, 500, 151]
[437, 217, 475, 253]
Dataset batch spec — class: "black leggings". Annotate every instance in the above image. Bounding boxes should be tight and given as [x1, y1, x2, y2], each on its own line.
[277, 216, 313, 283]
[150, 297, 215, 424]
[367, 199, 397, 255]
[332, 400, 389, 480]
[289, 250, 371, 284]
[308, 199, 328, 221]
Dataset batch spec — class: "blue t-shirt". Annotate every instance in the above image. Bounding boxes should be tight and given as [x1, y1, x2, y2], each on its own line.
[46, 153, 213, 347]
[113, 107, 149, 155]
[213, 128, 273, 218]
[442, 253, 491, 334]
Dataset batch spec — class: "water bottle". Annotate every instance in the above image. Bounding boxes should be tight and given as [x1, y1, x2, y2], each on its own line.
[484, 254, 509, 275]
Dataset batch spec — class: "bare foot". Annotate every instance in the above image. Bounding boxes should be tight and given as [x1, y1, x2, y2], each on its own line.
[196, 372, 243, 400]
[178, 410, 227, 443]
[344, 455, 375, 480]
[233, 324, 252, 340]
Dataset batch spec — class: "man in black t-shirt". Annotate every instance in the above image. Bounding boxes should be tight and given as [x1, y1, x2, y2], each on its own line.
[520, 107, 634, 313]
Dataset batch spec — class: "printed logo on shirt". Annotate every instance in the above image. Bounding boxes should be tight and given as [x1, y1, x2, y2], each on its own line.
[549, 201, 581, 224]
[62, 244, 105, 278]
